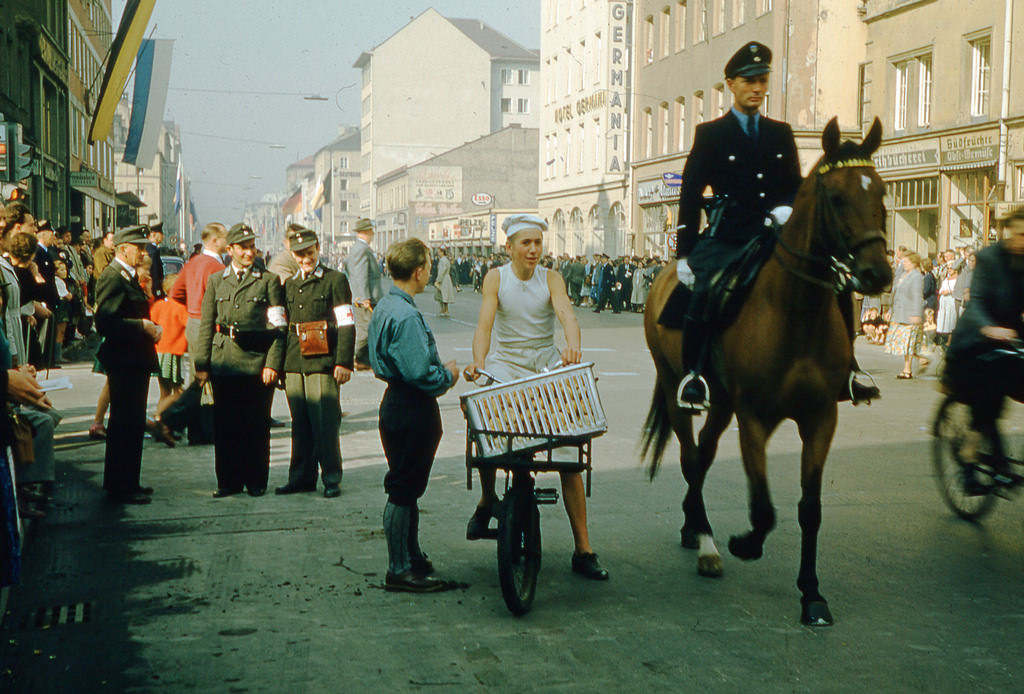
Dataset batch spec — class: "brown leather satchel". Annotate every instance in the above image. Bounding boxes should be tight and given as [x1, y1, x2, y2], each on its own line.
[296, 320, 329, 357]
[9, 408, 35, 466]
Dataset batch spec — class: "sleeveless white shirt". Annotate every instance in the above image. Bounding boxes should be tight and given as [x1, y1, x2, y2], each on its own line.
[494, 263, 555, 349]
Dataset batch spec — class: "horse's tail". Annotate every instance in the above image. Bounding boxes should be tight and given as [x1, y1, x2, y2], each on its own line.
[640, 386, 672, 480]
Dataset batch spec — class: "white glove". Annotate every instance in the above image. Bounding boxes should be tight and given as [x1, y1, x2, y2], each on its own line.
[676, 258, 695, 288]
[766, 205, 793, 227]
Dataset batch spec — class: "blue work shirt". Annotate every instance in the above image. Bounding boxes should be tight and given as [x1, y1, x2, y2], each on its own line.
[368, 287, 453, 397]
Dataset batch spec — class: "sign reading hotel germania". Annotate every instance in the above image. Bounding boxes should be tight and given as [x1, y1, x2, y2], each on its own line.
[606, 2, 629, 174]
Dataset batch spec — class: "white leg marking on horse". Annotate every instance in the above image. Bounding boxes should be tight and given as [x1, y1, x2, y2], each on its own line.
[699, 533, 720, 557]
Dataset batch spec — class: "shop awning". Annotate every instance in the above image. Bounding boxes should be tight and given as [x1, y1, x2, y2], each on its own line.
[116, 191, 145, 208]
[70, 171, 117, 208]
[939, 160, 997, 173]
[88, 0, 157, 144]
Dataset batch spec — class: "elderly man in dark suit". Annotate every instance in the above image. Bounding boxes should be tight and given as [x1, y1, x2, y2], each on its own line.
[343, 218, 382, 370]
[95, 226, 162, 504]
[944, 210, 1024, 486]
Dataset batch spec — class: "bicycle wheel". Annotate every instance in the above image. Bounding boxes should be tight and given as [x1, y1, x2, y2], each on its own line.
[932, 396, 997, 521]
[496, 484, 542, 616]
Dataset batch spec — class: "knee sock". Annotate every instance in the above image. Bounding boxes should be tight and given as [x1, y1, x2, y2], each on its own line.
[383, 501, 412, 575]
[407, 504, 425, 563]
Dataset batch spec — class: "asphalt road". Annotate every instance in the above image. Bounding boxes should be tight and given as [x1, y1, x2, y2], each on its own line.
[3, 285, 1024, 693]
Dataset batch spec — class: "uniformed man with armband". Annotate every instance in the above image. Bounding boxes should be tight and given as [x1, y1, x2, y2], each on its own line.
[194, 223, 287, 498]
[275, 228, 355, 498]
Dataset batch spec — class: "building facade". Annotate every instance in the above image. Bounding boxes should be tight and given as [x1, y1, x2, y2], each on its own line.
[68, 0, 116, 234]
[311, 126, 361, 254]
[861, 0, 1024, 254]
[629, 0, 866, 257]
[374, 124, 539, 253]
[0, 0, 71, 226]
[354, 8, 539, 219]
[539, 0, 635, 258]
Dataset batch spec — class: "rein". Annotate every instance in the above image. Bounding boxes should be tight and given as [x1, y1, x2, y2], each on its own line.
[773, 161, 886, 293]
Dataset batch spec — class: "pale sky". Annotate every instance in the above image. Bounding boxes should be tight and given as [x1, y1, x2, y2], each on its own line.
[112, 1, 541, 225]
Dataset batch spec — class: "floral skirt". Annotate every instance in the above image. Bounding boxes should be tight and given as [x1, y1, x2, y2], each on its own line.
[885, 323, 923, 357]
[157, 353, 184, 385]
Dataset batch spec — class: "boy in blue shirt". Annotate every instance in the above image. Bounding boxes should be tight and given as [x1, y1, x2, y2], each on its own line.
[368, 238, 457, 593]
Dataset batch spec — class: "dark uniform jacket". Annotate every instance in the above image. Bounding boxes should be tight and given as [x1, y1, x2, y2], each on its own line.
[194, 265, 286, 376]
[95, 260, 158, 373]
[283, 263, 355, 373]
[947, 243, 1024, 361]
[676, 111, 802, 258]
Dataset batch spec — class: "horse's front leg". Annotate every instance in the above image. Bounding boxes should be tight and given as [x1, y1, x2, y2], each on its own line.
[678, 404, 733, 577]
[795, 410, 837, 626]
[729, 415, 775, 561]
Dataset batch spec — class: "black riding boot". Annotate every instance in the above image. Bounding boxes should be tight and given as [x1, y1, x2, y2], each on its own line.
[838, 292, 880, 404]
[678, 288, 710, 409]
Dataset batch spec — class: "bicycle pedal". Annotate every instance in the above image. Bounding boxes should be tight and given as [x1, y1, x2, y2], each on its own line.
[534, 487, 560, 505]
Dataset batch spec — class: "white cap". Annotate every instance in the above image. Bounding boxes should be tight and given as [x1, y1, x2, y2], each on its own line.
[501, 214, 548, 238]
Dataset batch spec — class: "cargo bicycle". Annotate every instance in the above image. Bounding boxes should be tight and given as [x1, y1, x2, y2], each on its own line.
[461, 363, 607, 615]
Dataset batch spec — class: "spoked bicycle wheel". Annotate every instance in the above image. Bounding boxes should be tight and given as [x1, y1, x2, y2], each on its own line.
[496, 482, 542, 616]
[932, 396, 998, 521]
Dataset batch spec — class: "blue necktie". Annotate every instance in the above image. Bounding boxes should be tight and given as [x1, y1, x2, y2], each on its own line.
[746, 116, 758, 142]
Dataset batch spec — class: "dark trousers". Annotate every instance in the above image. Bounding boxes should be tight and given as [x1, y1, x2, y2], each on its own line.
[951, 352, 1024, 458]
[379, 383, 442, 507]
[104, 368, 150, 496]
[211, 375, 274, 492]
[284, 372, 343, 488]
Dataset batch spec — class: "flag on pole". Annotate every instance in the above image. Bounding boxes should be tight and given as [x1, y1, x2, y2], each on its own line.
[173, 159, 183, 215]
[188, 197, 197, 233]
[124, 39, 174, 168]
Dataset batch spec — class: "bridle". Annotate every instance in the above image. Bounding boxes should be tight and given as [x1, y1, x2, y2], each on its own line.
[773, 158, 887, 293]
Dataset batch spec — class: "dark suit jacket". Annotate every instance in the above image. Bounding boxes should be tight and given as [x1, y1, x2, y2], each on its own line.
[95, 261, 158, 372]
[675, 111, 802, 258]
[948, 244, 1024, 360]
[34, 245, 59, 308]
[147, 243, 164, 298]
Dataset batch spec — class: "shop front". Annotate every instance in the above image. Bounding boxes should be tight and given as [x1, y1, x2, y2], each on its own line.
[636, 174, 679, 258]
[940, 127, 1000, 249]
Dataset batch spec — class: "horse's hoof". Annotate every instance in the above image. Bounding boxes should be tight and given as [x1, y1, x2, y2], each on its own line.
[801, 601, 834, 627]
[680, 526, 699, 549]
[728, 534, 763, 561]
[697, 555, 723, 578]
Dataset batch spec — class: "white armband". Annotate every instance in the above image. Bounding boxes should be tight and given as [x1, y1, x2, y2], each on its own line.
[334, 304, 355, 327]
[267, 306, 287, 328]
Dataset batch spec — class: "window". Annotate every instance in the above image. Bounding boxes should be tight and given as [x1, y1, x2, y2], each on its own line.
[518, 69, 530, 85]
[969, 36, 991, 117]
[894, 60, 909, 131]
[580, 40, 588, 87]
[694, 0, 706, 43]
[645, 16, 655, 64]
[501, 97, 512, 114]
[337, 178, 348, 191]
[733, 0, 745, 26]
[594, 32, 602, 82]
[660, 102, 670, 155]
[339, 157, 349, 169]
[693, 91, 705, 139]
[713, 84, 725, 116]
[338, 201, 348, 212]
[1016, 164, 1024, 200]
[593, 118, 601, 169]
[564, 128, 572, 176]
[676, 97, 686, 151]
[545, 135, 554, 179]
[660, 7, 671, 58]
[714, 0, 725, 34]
[565, 55, 572, 96]
[757, 0, 773, 14]
[517, 98, 530, 114]
[675, 1, 687, 52]
[644, 108, 654, 158]
[918, 55, 932, 127]
[501, 68, 514, 85]
[858, 62, 872, 131]
[578, 123, 586, 172]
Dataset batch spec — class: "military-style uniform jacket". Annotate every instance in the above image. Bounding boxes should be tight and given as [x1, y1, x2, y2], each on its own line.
[283, 263, 355, 373]
[95, 260, 158, 373]
[194, 265, 286, 376]
[675, 111, 802, 258]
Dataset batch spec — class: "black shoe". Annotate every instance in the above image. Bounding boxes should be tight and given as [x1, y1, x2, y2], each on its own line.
[384, 571, 444, 593]
[571, 552, 609, 580]
[323, 485, 341, 498]
[213, 488, 242, 498]
[841, 377, 881, 404]
[466, 506, 496, 540]
[108, 492, 151, 505]
[411, 556, 434, 576]
[678, 376, 707, 409]
[134, 486, 155, 496]
[247, 488, 266, 497]
[274, 483, 316, 495]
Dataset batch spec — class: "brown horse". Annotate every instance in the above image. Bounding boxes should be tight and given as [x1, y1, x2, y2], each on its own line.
[641, 118, 891, 626]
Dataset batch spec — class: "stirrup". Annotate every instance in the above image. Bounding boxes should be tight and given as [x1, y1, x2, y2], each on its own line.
[676, 373, 710, 412]
[848, 369, 879, 406]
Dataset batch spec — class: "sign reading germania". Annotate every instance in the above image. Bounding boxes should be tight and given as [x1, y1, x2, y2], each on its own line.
[606, 2, 629, 174]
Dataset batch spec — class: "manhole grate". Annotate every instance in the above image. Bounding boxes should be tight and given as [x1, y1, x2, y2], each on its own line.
[22, 602, 92, 629]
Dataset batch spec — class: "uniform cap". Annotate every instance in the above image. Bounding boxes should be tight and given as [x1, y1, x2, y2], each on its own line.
[112, 225, 149, 246]
[354, 217, 374, 234]
[227, 223, 256, 245]
[501, 214, 548, 239]
[725, 41, 772, 79]
[289, 227, 319, 251]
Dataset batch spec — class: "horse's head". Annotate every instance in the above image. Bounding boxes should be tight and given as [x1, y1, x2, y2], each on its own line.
[812, 117, 892, 295]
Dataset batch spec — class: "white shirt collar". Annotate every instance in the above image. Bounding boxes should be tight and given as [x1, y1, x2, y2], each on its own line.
[202, 248, 222, 260]
[114, 256, 137, 277]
